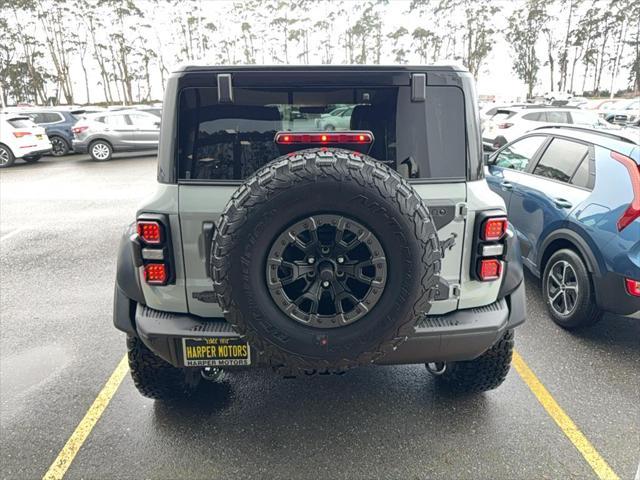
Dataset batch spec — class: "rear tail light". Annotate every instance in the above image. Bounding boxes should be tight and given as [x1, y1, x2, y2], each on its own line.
[13, 131, 32, 138]
[625, 278, 640, 297]
[497, 123, 513, 129]
[274, 131, 373, 144]
[137, 220, 162, 244]
[481, 217, 508, 241]
[72, 126, 88, 134]
[143, 263, 168, 285]
[478, 259, 502, 281]
[611, 151, 640, 231]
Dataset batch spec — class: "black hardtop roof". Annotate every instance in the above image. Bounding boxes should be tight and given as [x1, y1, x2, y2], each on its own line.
[173, 64, 467, 74]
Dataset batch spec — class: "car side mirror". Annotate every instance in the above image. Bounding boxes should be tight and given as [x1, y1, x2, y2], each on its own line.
[483, 152, 492, 165]
[154, 121, 161, 128]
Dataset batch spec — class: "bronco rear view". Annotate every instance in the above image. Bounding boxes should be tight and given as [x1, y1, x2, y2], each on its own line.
[113, 65, 526, 400]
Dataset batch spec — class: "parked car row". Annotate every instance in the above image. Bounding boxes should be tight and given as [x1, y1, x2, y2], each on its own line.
[0, 104, 162, 166]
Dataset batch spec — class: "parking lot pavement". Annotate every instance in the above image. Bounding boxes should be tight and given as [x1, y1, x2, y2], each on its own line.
[1, 153, 638, 479]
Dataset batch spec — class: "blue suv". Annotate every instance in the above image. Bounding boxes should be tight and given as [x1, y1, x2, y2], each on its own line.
[486, 126, 640, 328]
[20, 109, 81, 156]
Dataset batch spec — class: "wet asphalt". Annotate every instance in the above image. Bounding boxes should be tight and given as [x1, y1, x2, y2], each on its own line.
[0, 153, 638, 480]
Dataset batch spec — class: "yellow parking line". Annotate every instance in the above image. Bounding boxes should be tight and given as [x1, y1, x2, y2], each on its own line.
[513, 351, 620, 480]
[42, 354, 129, 480]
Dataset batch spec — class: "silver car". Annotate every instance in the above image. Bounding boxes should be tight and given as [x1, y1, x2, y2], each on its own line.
[72, 110, 160, 161]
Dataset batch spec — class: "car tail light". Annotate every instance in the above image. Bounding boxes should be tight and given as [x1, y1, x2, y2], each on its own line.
[611, 151, 640, 231]
[275, 131, 373, 144]
[481, 217, 508, 241]
[143, 263, 168, 285]
[137, 220, 162, 244]
[72, 126, 88, 134]
[478, 259, 502, 281]
[497, 123, 513, 129]
[625, 278, 640, 297]
[13, 131, 32, 138]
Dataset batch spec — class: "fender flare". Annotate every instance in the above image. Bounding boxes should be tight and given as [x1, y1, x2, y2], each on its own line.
[537, 228, 602, 276]
[113, 222, 145, 334]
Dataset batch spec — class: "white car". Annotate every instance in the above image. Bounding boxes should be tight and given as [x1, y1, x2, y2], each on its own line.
[599, 98, 640, 124]
[482, 107, 610, 150]
[0, 114, 52, 168]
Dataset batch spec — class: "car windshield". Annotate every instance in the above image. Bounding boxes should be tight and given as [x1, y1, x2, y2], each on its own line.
[176, 84, 467, 182]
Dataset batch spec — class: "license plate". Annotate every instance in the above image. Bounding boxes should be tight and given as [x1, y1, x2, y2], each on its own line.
[36, 134, 43, 140]
[182, 336, 250, 366]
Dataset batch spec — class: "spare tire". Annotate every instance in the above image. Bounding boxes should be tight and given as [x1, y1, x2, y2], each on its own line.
[211, 148, 441, 370]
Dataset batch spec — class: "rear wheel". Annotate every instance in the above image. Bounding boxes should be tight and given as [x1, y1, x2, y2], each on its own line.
[542, 249, 602, 329]
[429, 329, 514, 394]
[0, 144, 15, 168]
[50, 136, 70, 156]
[89, 140, 112, 161]
[127, 336, 201, 400]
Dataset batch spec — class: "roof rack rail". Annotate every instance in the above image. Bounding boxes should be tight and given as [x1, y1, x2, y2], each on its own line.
[514, 104, 580, 109]
[532, 125, 637, 144]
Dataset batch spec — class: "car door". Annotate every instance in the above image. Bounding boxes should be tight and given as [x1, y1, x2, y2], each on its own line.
[508, 136, 592, 271]
[103, 113, 136, 146]
[485, 134, 548, 210]
[127, 113, 160, 148]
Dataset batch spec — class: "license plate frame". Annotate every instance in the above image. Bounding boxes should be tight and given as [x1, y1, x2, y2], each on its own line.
[182, 336, 250, 367]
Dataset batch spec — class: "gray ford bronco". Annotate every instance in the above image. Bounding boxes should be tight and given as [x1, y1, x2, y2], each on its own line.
[113, 65, 526, 400]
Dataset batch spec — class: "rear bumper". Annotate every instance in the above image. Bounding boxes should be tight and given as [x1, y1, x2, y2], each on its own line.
[72, 140, 89, 153]
[130, 281, 526, 368]
[20, 148, 51, 159]
[593, 271, 640, 317]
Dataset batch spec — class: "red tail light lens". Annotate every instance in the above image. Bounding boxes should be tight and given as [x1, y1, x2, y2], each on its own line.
[479, 259, 502, 281]
[275, 131, 373, 144]
[137, 220, 162, 244]
[625, 278, 640, 297]
[72, 126, 89, 134]
[482, 217, 508, 241]
[13, 131, 32, 138]
[144, 263, 167, 285]
[497, 123, 513, 129]
[611, 151, 640, 231]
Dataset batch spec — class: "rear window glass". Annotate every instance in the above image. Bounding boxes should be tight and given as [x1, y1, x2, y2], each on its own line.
[8, 119, 32, 128]
[176, 85, 466, 181]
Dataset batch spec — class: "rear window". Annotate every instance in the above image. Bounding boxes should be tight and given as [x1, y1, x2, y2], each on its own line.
[7, 118, 33, 128]
[177, 85, 466, 181]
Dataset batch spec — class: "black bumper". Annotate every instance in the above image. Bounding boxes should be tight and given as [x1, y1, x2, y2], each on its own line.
[130, 281, 526, 368]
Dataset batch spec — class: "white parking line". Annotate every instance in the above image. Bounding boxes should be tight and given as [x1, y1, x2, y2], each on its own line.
[634, 460, 639, 480]
[0, 227, 27, 242]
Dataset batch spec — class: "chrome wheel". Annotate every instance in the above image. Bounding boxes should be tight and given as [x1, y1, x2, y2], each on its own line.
[0, 147, 10, 165]
[266, 214, 387, 328]
[91, 142, 110, 160]
[546, 260, 579, 316]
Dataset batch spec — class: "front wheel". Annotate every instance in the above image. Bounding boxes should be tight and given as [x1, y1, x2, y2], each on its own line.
[50, 136, 70, 156]
[89, 140, 113, 161]
[127, 336, 201, 400]
[0, 144, 15, 168]
[428, 330, 514, 394]
[542, 249, 602, 329]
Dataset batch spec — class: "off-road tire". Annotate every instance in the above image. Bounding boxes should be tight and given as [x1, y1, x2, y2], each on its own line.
[211, 148, 441, 371]
[431, 329, 514, 394]
[89, 140, 113, 161]
[542, 249, 602, 329]
[0, 144, 15, 168]
[50, 135, 70, 157]
[127, 335, 201, 400]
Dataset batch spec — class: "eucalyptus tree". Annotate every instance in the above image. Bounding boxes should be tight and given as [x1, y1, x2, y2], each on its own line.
[506, 0, 550, 98]
[388, 27, 409, 64]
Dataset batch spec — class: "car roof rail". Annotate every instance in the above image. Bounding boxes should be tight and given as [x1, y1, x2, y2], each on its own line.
[532, 125, 637, 144]
[515, 104, 580, 109]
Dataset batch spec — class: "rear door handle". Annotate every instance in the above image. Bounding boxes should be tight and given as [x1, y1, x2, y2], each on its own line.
[500, 181, 513, 191]
[553, 198, 573, 209]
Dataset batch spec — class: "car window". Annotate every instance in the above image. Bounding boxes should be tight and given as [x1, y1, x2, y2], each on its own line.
[103, 115, 129, 127]
[570, 110, 601, 126]
[533, 138, 589, 183]
[522, 112, 543, 122]
[7, 118, 34, 128]
[570, 157, 591, 189]
[493, 135, 547, 171]
[543, 111, 571, 123]
[177, 85, 467, 181]
[128, 113, 158, 127]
